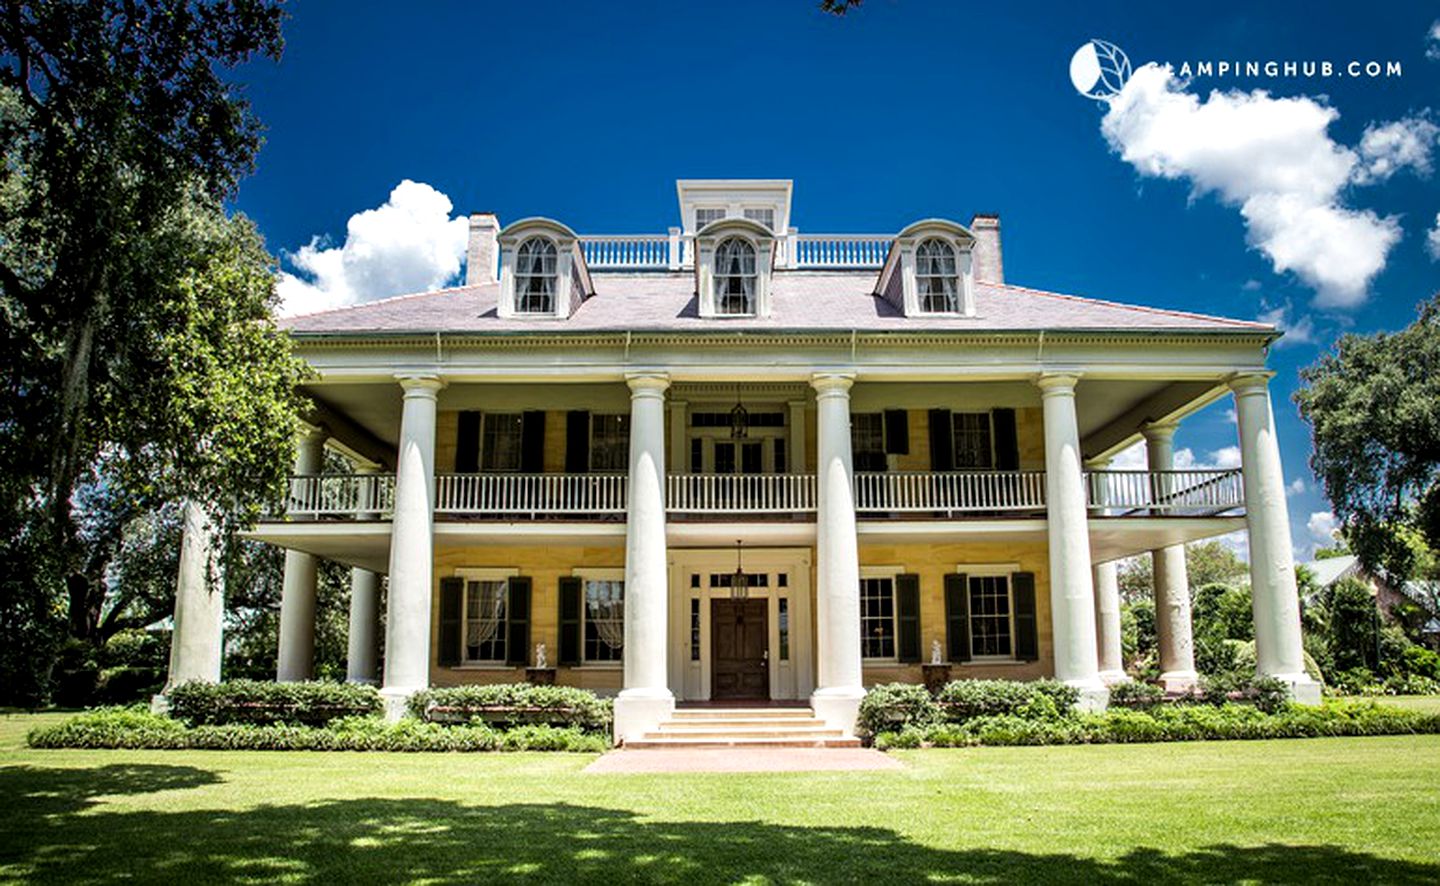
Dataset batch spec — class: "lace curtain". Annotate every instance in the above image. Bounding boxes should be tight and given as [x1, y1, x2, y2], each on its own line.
[585, 580, 625, 651]
[516, 237, 557, 312]
[915, 238, 958, 312]
[714, 237, 756, 314]
[466, 580, 507, 651]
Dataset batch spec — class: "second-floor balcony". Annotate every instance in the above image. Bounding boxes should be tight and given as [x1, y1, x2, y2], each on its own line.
[268, 468, 1244, 523]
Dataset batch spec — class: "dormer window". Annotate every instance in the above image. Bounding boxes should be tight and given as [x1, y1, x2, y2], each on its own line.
[915, 238, 959, 313]
[696, 207, 727, 228]
[715, 238, 757, 315]
[515, 237, 558, 313]
[743, 208, 776, 231]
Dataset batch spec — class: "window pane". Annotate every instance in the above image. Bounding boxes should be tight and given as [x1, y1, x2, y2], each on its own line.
[779, 598, 790, 660]
[852, 413, 887, 472]
[860, 577, 896, 659]
[690, 598, 701, 661]
[968, 575, 1012, 657]
[583, 579, 624, 662]
[590, 414, 629, 472]
[516, 238, 557, 314]
[744, 208, 775, 231]
[481, 414, 524, 472]
[714, 237, 757, 315]
[916, 239, 959, 313]
[696, 208, 726, 228]
[464, 580, 508, 662]
[951, 413, 993, 470]
[714, 442, 735, 475]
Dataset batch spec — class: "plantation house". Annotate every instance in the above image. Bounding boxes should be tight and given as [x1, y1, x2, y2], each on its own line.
[164, 180, 1320, 743]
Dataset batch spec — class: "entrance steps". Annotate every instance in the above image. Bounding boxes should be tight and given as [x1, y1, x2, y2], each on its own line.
[624, 706, 860, 749]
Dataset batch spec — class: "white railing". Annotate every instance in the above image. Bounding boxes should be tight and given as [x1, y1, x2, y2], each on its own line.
[579, 234, 676, 270]
[791, 234, 892, 269]
[1086, 469, 1245, 515]
[281, 474, 395, 519]
[435, 473, 627, 515]
[854, 471, 1047, 513]
[667, 474, 817, 513]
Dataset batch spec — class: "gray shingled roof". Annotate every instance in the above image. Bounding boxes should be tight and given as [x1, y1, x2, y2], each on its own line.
[281, 272, 1272, 336]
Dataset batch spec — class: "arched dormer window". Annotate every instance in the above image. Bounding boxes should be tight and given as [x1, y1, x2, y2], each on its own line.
[515, 237, 558, 314]
[714, 237, 757, 315]
[915, 238, 959, 313]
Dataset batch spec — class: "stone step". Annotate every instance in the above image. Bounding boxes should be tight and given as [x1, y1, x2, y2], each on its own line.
[646, 727, 844, 740]
[659, 717, 827, 730]
[671, 708, 816, 719]
[624, 736, 862, 749]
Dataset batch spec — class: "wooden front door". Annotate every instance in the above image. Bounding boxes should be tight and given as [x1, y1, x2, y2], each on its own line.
[711, 598, 769, 700]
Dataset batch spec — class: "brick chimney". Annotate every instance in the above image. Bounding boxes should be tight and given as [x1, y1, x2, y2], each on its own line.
[970, 213, 1004, 284]
[465, 212, 500, 286]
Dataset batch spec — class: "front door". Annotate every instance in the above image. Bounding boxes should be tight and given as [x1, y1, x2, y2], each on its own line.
[711, 598, 769, 700]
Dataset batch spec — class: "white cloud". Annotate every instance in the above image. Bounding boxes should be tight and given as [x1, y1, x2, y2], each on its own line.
[1428, 21, 1440, 61]
[1307, 511, 1340, 547]
[1256, 301, 1316, 347]
[277, 180, 469, 317]
[1241, 279, 1262, 291]
[1286, 477, 1306, 496]
[1352, 116, 1439, 184]
[1215, 529, 1250, 564]
[1110, 442, 1148, 469]
[1427, 213, 1440, 261]
[1100, 64, 1402, 309]
[1222, 408, 1237, 425]
[1108, 441, 1238, 470]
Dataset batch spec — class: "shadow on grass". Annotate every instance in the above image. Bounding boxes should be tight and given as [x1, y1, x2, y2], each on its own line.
[0, 765, 1434, 884]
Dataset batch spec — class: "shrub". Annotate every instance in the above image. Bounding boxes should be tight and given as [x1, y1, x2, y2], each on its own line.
[28, 705, 189, 749]
[857, 683, 938, 737]
[407, 684, 612, 733]
[166, 680, 383, 727]
[1382, 673, 1440, 695]
[936, 679, 1079, 722]
[1401, 645, 1440, 680]
[1249, 676, 1290, 714]
[1107, 681, 1165, 709]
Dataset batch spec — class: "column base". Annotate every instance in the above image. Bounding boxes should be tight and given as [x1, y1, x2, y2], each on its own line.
[1064, 677, 1110, 713]
[380, 686, 422, 722]
[149, 693, 171, 716]
[1266, 673, 1323, 706]
[345, 676, 380, 686]
[810, 687, 866, 736]
[613, 689, 675, 745]
[1159, 670, 1199, 693]
[1098, 669, 1131, 686]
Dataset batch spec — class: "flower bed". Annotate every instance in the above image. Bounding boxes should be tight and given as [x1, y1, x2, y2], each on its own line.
[408, 684, 612, 733]
[166, 680, 382, 727]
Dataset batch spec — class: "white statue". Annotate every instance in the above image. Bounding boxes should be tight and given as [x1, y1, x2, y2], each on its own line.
[931, 639, 943, 665]
[535, 642, 548, 669]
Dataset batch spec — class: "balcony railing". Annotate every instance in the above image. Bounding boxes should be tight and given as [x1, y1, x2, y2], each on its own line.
[790, 234, 893, 269]
[855, 471, 1048, 514]
[1087, 469, 1245, 516]
[575, 231, 893, 271]
[667, 474, 818, 514]
[264, 468, 1246, 521]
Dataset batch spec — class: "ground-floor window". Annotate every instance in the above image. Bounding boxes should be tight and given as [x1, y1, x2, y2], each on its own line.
[859, 576, 896, 659]
[464, 579, 508, 662]
[968, 574, 1013, 657]
[583, 578, 624, 662]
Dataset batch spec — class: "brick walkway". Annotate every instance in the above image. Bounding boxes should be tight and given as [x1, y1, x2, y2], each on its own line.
[583, 747, 902, 774]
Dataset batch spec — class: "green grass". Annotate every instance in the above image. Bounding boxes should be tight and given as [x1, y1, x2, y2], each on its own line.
[2, 712, 1439, 883]
[1380, 695, 1440, 714]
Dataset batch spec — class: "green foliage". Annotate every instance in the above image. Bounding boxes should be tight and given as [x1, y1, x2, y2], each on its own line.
[1192, 582, 1254, 676]
[1107, 681, 1165, 709]
[166, 680, 382, 727]
[1329, 577, 1380, 672]
[1123, 599, 1156, 666]
[1401, 645, 1440, 680]
[935, 679, 1079, 721]
[856, 683, 938, 737]
[27, 705, 188, 749]
[408, 684, 612, 733]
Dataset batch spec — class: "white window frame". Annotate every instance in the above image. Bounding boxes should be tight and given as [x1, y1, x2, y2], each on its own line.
[514, 236, 558, 314]
[914, 238, 961, 314]
[695, 206, 728, 229]
[950, 412, 995, 470]
[572, 568, 625, 667]
[589, 413, 630, 473]
[956, 564, 1018, 663]
[742, 206, 776, 231]
[455, 567, 520, 667]
[859, 565, 905, 663]
[713, 237, 758, 316]
[479, 412, 525, 473]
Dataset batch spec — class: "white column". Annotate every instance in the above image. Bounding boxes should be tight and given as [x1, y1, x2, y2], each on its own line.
[346, 569, 381, 684]
[1085, 457, 1128, 685]
[810, 373, 865, 734]
[155, 500, 225, 709]
[277, 427, 328, 682]
[1037, 373, 1107, 707]
[614, 372, 675, 743]
[1144, 424, 1199, 691]
[788, 399, 808, 473]
[1231, 373, 1320, 703]
[381, 375, 443, 718]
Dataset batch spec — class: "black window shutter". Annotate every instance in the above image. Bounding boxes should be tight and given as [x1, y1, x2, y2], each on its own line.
[884, 409, 910, 455]
[455, 411, 480, 473]
[506, 577, 532, 666]
[1012, 572, 1039, 661]
[438, 577, 464, 667]
[929, 409, 954, 471]
[565, 411, 590, 474]
[992, 408, 1019, 470]
[895, 573, 921, 663]
[558, 576, 582, 665]
[944, 573, 970, 662]
[520, 412, 546, 473]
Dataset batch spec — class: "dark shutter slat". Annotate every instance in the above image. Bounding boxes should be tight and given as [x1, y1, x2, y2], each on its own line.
[506, 577, 532, 666]
[884, 409, 910, 456]
[438, 577, 464, 667]
[992, 408, 1019, 471]
[895, 573, 921, 663]
[928, 408, 954, 471]
[944, 573, 970, 663]
[565, 411, 590, 474]
[558, 576, 582, 666]
[1012, 572, 1039, 662]
[520, 412, 546, 473]
[455, 412, 480, 473]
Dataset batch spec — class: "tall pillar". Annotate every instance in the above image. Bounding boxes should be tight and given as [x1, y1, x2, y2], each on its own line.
[1085, 457, 1128, 685]
[614, 372, 674, 743]
[1231, 373, 1320, 703]
[1144, 424, 1198, 691]
[277, 427, 328, 682]
[156, 500, 225, 709]
[347, 569, 382, 684]
[811, 373, 865, 733]
[381, 375, 443, 718]
[1037, 373, 1107, 707]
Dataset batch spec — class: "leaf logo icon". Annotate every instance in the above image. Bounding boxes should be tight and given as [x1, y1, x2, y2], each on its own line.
[1070, 38, 1133, 100]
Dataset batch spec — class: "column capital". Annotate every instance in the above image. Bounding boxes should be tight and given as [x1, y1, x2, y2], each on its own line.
[810, 372, 855, 397]
[396, 374, 445, 397]
[625, 371, 670, 397]
[1141, 422, 1178, 445]
[1228, 371, 1274, 395]
[1035, 372, 1082, 396]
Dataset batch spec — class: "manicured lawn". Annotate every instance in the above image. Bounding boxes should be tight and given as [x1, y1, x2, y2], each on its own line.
[2, 713, 1438, 883]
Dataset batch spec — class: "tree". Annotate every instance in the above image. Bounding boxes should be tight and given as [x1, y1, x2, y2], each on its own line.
[1295, 295, 1440, 582]
[1116, 540, 1249, 603]
[1328, 577, 1379, 674]
[0, 2, 304, 703]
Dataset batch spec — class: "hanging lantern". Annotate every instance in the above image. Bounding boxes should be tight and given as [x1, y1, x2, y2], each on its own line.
[731, 539, 749, 600]
[729, 383, 748, 439]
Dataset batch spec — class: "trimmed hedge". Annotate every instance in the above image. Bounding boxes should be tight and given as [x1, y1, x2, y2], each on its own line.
[936, 679, 1079, 721]
[857, 683, 938, 737]
[167, 680, 382, 727]
[27, 707, 608, 753]
[873, 699, 1440, 749]
[408, 684, 611, 733]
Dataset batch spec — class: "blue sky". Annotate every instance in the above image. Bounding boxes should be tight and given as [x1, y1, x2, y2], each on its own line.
[233, 1, 1440, 559]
